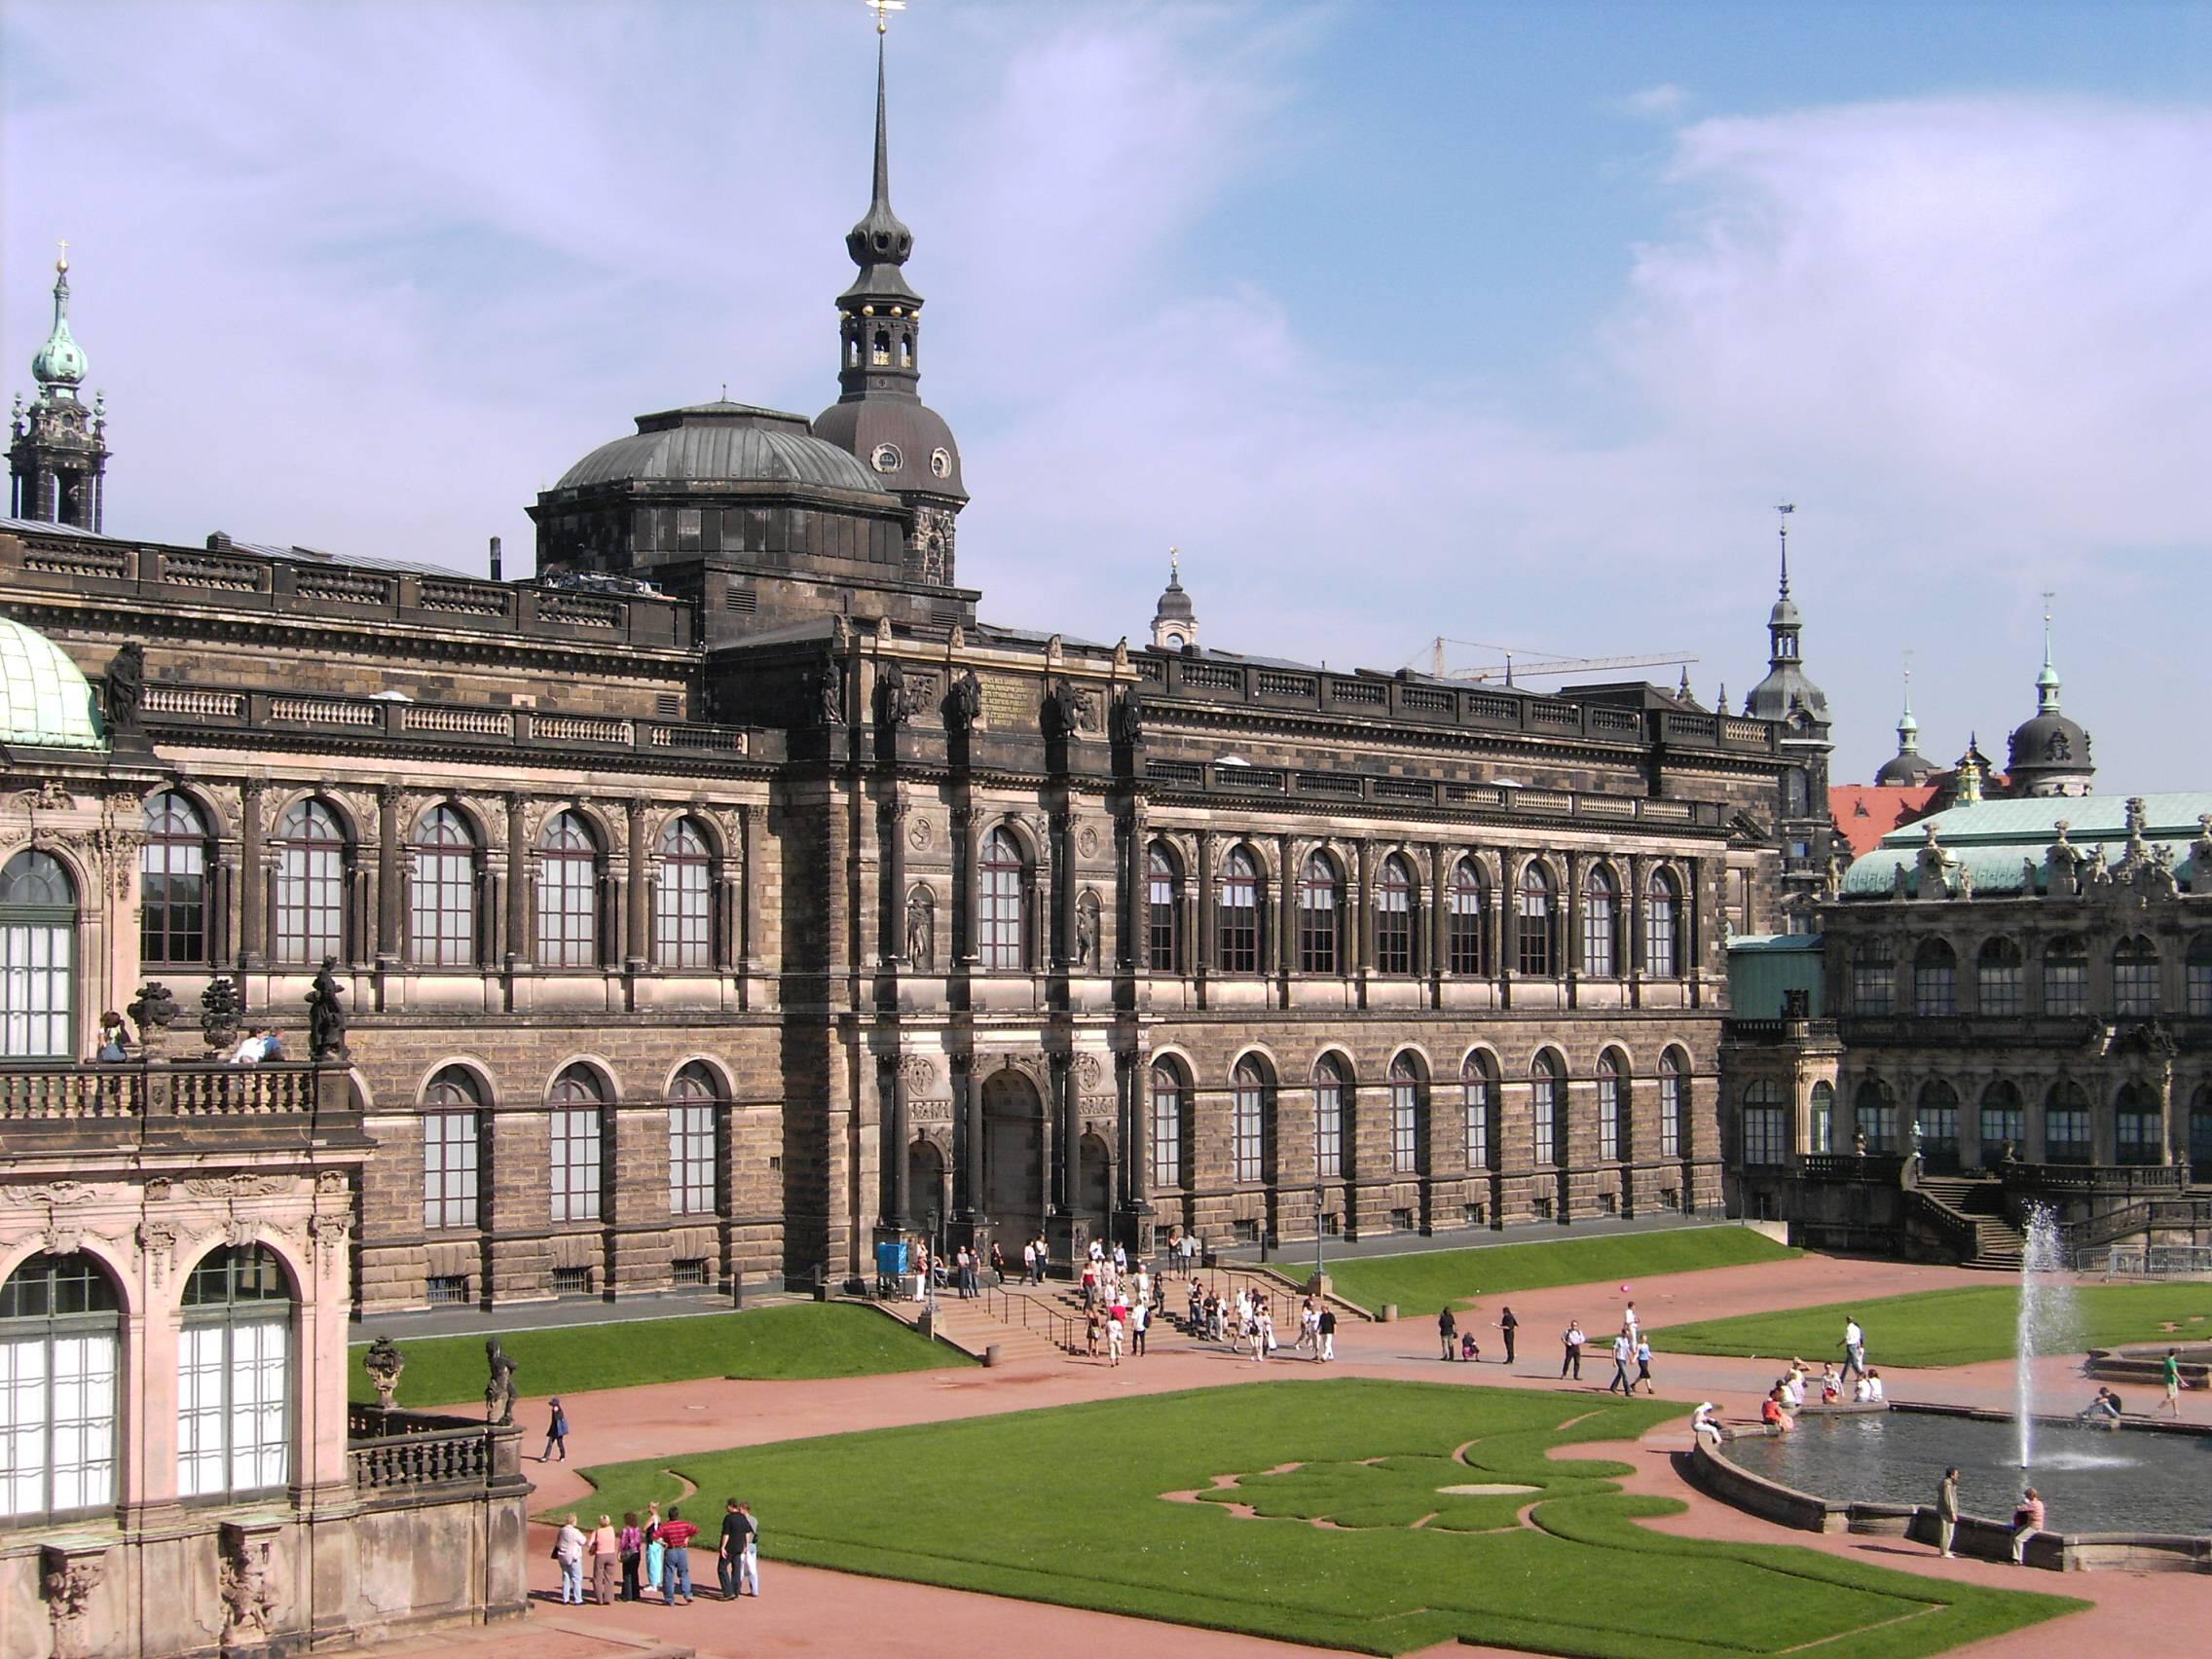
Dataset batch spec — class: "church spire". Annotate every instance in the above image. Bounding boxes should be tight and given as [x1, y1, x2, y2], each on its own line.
[11, 243, 109, 531]
[2035, 591, 2062, 712]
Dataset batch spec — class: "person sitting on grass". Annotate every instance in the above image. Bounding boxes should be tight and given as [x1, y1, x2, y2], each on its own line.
[2079, 1386, 2123, 1426]
[1761, 1387, 1794, 1432]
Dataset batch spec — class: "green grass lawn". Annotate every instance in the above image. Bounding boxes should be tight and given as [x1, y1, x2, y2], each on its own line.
[1322, 1226, 1799, 1317]
[348, 1302, 969, 1408]
[556, 1379, 2078, 1657]
[1654, 1282, 2212, 1369]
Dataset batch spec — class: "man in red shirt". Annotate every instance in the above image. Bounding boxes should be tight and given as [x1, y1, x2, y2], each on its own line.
[656, 1506, 699, 1604]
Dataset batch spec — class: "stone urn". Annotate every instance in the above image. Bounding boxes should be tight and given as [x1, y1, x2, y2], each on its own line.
[363, 1337, 404, 1412]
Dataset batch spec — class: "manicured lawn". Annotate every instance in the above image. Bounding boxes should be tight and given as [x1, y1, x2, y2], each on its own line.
[558, 1380, 2079, 1657]
[348, 1302, 969, 1408]
[1654, 1283, 2212, 1369]
[1322, 1226, 1799, 1316]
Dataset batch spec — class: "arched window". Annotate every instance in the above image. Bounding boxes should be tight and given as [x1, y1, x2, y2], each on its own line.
[1312, 1053, 1346, 1179]
[1146, 844, 1181, 973]
[1516, 863, 1555, 977]
[1388, 1051, 1424, 1174]
[1376, 855, 1415, 976]
[2115, 1081, 2161, 1166]
[422, 1067, 483, 1230]
[1149, 1061, 1186, 1190]
[1219, 848, 1261, 974]
[1581, 866, 1617, 977]
[178, 1246, 291, 1499]
[1644, 868, 1680, 978]
[1, 850, 75, 1058]
[2113, 936, 2160, 1016]
[668, 1062, 721, 1215]
[1447, 859, 1486, 975]
[410, 806, 477, 968]
[549, 1065, 607, 1223]
[2044, 1079, 2090, 1163]
[537, 811, 600, 969]
[1298, 853, 1340, 975]
[1916, 1080, 1961, 1171]
[1231, 1057, 1269, 1184]
[1977, 938, 2023, 1016]
[654, 818, 715, 970]
[0, 1252, 120, 1518]
[2191, 1085, 2212, 1182]
[141, 791, 207, 967]
[1660, 1049, 1688, 1157]
[1461, 1051, 1497, 1170]
[1741, 1079, 1788, 1167]
[1854, 1079, 1897, 1152]
[275, 798, 347, 965]
[979, 829, 1026, 972]
[1979, 1081, 2024, 1163]
[1913, 940, 1957, 1017]
[1530, 1051, 1565, 1165]
[1597, 1050, 1627, 1161]
[1809, 1080, 1835, 1154]
[2189, 937, 2212, 1018]
[2042, 936, 2086, 1016]
[1851, 941, 1896, 1014]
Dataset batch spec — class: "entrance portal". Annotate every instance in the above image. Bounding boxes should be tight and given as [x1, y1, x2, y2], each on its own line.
[907, 1139, 947, 1243]
[1076, 1132, 1112, 1253]
[981, 1068, 1045, 1242]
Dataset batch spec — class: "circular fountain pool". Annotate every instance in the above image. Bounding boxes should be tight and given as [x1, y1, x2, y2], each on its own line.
[1725, 1408, 2212, 1535]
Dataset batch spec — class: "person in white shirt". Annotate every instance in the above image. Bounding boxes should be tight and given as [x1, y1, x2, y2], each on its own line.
[1606, 1332, 1636, 1394]
[229, 1032, 265, 1066]
[1853, 1374, 1875, 1403]
[1691, 1401, 1723, 1447]
[1840, 1315, 1867, 1382]
[1865, 1370, 1885, 1401]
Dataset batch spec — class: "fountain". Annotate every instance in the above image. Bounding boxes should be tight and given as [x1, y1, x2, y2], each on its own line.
[2013, 1202, 2079, 1468]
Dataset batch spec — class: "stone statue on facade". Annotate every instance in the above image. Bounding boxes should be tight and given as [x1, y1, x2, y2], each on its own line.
[306, 957, 348, 1061]
[484, 1339, 518, 1425]
[363, 1336, 405, 1411]
[816, 658, 846, 726]
[877, 659, 916, 727]
[1075, 894, 1099, 969]
[128, 982, 177, 1057]
[904, 889, 934, 971]
[105, 642, 145, 735]
[201, 976, 242, 1054]
[948, 667, 981, 732]
[1110, 687, 1145, 746]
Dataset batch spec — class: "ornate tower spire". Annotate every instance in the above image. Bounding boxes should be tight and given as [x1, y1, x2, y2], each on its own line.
[836, 31, 921, 397]
[1152, 546, 1197, 650]
[2035, 590, 2062, 712]
[11, 243, 109, 530]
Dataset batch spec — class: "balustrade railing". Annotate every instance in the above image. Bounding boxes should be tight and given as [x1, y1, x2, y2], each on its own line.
[0, 1060, 334, 1121]
[348, 1406, 518, 1493]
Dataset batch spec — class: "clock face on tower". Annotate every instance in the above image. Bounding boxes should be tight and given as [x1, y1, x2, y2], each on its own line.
[930, 448, 952, 479]
[871, 443, 903, 473]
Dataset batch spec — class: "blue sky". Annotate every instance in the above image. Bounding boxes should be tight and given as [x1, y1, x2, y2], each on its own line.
[6, 0, 2210, 790]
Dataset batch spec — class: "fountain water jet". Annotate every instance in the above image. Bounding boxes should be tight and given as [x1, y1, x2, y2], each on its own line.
[2014, 1202, 2079, 1468]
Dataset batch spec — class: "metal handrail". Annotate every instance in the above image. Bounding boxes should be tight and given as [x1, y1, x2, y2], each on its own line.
[975, 1277, 1079, 1352]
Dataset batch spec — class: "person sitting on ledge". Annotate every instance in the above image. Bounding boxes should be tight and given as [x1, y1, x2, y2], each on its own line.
[1761, 1387, 1794, 1432]
[1865, 1369, 1886, 1401]
[2079, 1385, 2124, 1426]
[2009, 1487, 2046, 1566]
[1820, 1363, 1842, 1404]
[1691, 1401, 1724, 1447]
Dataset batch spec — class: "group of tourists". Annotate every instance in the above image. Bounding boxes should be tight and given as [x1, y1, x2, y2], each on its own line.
[552, 1498, 761, 1606]
[1188, 1280, 1338, 1363]
[1080, 1241, 1154, 1364]
[1555, 1300, 1652, 1393]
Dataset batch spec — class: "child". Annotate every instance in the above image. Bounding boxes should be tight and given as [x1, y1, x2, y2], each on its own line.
[1459, 1331, 1481, 1362]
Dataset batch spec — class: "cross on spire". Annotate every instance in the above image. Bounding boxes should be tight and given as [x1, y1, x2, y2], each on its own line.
[1775, 502, 1794, 596]
[866, 0, 904, 35]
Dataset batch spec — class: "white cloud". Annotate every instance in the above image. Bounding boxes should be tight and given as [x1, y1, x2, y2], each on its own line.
[1617, 83, 1690, 121]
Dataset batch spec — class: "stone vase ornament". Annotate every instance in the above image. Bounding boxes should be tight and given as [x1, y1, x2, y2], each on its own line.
[363, 1336, 405, 1412]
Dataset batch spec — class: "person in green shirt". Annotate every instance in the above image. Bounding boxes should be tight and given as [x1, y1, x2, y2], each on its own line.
[2161, 1347, 2184, 1417]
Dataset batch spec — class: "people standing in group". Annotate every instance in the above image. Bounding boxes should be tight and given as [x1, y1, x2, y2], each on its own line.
[1438, 1307, 1458, 1361]
[718, 1498, 757, 1600]
[1252, 1300, 1273, 1364]
[2161, 1346, 2184, 1416]
[554, 1514, 586, 1604]
[1498, 1306, 1518, 1366]
[2010, 1488, 2045, 1565]
[1935, 1466, 1960, 1558]
[588, 1514, 619, 1605]
[644, 1508, 666, 1602]
[1606, 1329, 1635, 1394]
[1840, 1314, 1867, 1384]
[618, 1511, 645, 1602]
[733, 1501, 760, 1598]
[1561, 1319, 1586, 1381]
[657, 1506, 698, 1604]
[543, 1397, 570, 1462]
[1022, 1237, 1038, 1285]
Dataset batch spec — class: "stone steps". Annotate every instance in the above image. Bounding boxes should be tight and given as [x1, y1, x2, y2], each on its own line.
[865, 1294, 1071, 1362]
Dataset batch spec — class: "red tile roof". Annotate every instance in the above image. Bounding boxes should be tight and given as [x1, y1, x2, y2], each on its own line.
[1829, 783, 1942, 858]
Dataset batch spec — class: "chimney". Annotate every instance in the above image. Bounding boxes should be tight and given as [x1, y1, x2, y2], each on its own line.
[489, 535, 502, 581]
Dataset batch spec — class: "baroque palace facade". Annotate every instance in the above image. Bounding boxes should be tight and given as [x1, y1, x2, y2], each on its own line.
[0, 43, 1803, 1351]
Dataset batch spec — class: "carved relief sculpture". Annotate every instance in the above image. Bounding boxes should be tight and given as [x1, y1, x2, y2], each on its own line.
[218, 1533, 278, 1648]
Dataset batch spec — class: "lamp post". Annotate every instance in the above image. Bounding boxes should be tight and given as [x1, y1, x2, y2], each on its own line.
[1313, 1183, 1325, 1284]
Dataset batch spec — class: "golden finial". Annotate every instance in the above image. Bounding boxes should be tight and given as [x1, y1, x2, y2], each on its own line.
[55, 239, 69, 274]
[866, 0, 905, 35]
[1169, 545, 1180, 582]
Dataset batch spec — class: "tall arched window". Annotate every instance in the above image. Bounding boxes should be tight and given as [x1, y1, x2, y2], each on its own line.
[1376, 855, 1415, 976]
[1977, 938, 2023, 1016]
[1, 850, 75, 1058]
[1660, 1049, 1687, 1158]
[1231, 1057, 1268, 1184]
[1312, 1053, 1346, 1179]
[1979, 1081, 2024, 1162]
[1461, 1051, 1497, 1170]
[1219, 848, 1261, 974]
[422, 1067, 483, 1230]
[2189, 937, 2212, 1018]
[668, 1062, 721, 1215]
[1913, 940, 1957, 1016]
[1530, 1051, 1565, 1165]
[1851, 941, 1896, 1014]
[979, 829, 1026, 971]
[1809, 1080, 1835, 1154]
[1581, 866, 1617, 977]
[537, 811, 600, 969]
[1388, 1051, 1424, 1174]
[1644, 868, 1680, 978]
[1146, 844, 1181, 973]
[549, 1065, 607, 1223]
[1516, 863, 1554, 977]
[410, 806, 477, 968]
[1741, 1079, 1788, 1166]
[0, 1252, 120, 1518]
[1917, 1080, 1960, 1171]
[1298, 853, 1340, 975]
[2115, 1081, 2160, 1166]
[654, 818, 715, 970]
[1854, 1079, 1897, 1152]
[2041, 936, 2086, 1016]
[178, 1246, 291, 1499]
[140, 792, 207, 967]
[1150, 1061, 1186, 1190]
[1448, 859, 1486, 975]
[2044, 1079, 2091, 1163]
[275, 798, 347, 965]
[1597, 1050, 1627, 1161]
[2191, 1085, 2212, 1182]
[2113, 936, 2160, 1016]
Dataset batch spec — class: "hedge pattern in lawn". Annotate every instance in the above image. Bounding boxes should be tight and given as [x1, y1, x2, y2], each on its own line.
[1322, 1225, 1798, 1317]
[557, 1379, 2079, 1657]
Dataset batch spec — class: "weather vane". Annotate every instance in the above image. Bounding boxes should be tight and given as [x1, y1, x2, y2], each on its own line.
[56, 238, 69, 273]
[866, 0, 905, 34]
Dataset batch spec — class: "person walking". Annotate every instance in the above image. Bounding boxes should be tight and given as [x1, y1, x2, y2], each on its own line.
[1634, 1333, 1655, 1395]
[1022, 1236, 1037, 1285]
[734, 1501, 760, 1598]
[1935, 1466, 1960, 1558]
[618, 1511, 644, 1602]
[1318, 1305, 1337, 1362]
[1498, 1306, 1518, 1366]
[1131, 1298, 1150, 1356]
[1107, 1301, 1126, 1367]
[588, 1514, 619, 1605]
[1561, 1319, 1585, 1381]
[657, 1506, 698, 1604]
[1840, 1315, 1867, 1385]
[543, 1397, 570, 1462]
[1438, 1307, 1458, 1361]
[553, 1514, 586, 1605]
[2009, 1488, 2045, 1565]
[2161, 1346, 2184, 1416]
[717, 1499, 748, 1601]
[1606, 1329, 1635, 1394]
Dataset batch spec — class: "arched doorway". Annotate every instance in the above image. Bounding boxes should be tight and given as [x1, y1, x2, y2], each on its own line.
[1076, 1132, 1112, 1249]
[907, 1139, 948, 1245]
[981, 1067, 1044, 1242]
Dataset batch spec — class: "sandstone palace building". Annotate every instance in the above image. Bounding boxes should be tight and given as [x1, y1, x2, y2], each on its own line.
[1, 43, 1809, 1333]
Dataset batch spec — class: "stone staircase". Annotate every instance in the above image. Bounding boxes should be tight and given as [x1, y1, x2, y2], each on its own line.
[865, 1289, 1072, 1364]
[1911, 1176, 2026, 1270]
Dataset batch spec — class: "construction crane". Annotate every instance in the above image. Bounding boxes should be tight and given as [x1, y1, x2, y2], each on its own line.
[1403, 637, 1698, 686]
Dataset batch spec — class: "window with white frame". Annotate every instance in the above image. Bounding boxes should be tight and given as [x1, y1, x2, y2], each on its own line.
[1448, 859, 1485, 975]
[422, 1068, 482, 1230]
[654, 817, 714, 970]
[1855, 1081, 1898, 1152]
[1741, 1082, 1788, 1167]
[537, 811, 600, 968]
[1376, 856, 1415, 976]
[1, 850, 74, 1058]
[0, 1252, 119, 1519]
[1660, 1050, 1686, 1158]
[141, 791, 208, 967]
[667, 1063, 719, 1214]
[1913, 940, 1957, 1016]
[1298, 854, 1339, 975]
[1146, 845, 1180, 973]
[1980, 1083, 2024, 1161]
[1517, 864, 1554, 977]
[1232, 1059, 1267, 1184]
[979, 829, 1025, 971]
[2042, 937, 2086, 1016]
[1218, 849, 1261, 973]
[410, 806, 476, 968]
[1809, 1081, 1834, 1154]
[275, 798, 346, 965]
[1977, 938, 2023, 1015]
[2189, 937, 2212, 1017]
[2114, 937, 2160, 1016]
[1312, 1054, 1346, 1179]
[1644, 868, 1680, 977]
[1582, 866, 1616, 977]
[177, 1247, 290, 1499]
[2045, 1082, 2091, 1162]
[1851, 942, 1895, 1014]
[549, 1068, 606, 1223]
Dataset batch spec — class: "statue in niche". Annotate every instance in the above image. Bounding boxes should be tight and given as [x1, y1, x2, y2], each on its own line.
[484, 1339, 518, 1425]
[105, 642, 145, 734]
[877, 660, 918, 727]
[1111, 687, 1145, 746]
[904, 889, 935, 971]
[1075, 892, 1100, 969]
[816, 658, 846, 726]
[948, 668, 982, 732]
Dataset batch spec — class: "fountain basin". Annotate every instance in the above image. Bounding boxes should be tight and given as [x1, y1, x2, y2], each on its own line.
[1689, 1404, 2212, 1572]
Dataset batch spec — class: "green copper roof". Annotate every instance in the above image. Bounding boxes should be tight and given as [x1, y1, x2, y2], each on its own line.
[0, 617, 105, 749]
[1839, 792, 2212, 899]
[30, 260, 87, 392]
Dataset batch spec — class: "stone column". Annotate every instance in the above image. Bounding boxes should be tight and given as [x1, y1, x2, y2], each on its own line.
[625, 796, 650, 972]
[376, 784, 402, 967]
[239, 779, 266, 968]
[957, 1056, 982, 1219]
[504, 794, 530, 969]
[1118, 805, 1144, 969]
[883, 1055, 910, 1228]
[1054, 809, 1078, 967]
[1627, 852, 1646, 1006]
[737, 801, 764, 980]
[1428, 840, 1449, 992]
[882, 789, 908, 965]
[1355, 839, 1376, 975]
[1195, 830, 1216, 976]
[1278, 833, 1298, 987]
[1043, 1056, 1066, 1215]
[1121, 1048, 1148, 1206]
[953, 806, 980, 963]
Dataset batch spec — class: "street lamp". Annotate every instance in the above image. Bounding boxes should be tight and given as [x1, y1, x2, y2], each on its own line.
[1313, 1183, 1325, 1285]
